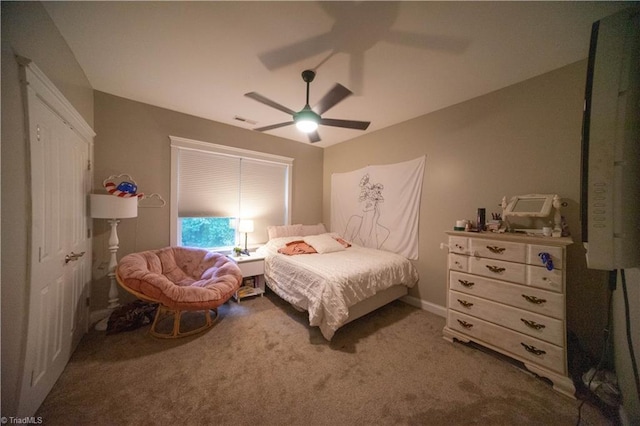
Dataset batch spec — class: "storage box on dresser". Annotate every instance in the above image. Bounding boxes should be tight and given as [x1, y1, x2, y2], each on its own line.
[442, 231, 575, 398]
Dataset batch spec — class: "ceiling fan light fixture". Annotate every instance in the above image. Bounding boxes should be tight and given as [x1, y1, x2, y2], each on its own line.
[294, 108, 319, 133]
[295, 119, 318, 133]
[245, 69, 370, 142]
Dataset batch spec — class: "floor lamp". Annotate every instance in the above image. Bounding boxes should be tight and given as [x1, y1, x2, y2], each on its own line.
[90, 194, 138, 331]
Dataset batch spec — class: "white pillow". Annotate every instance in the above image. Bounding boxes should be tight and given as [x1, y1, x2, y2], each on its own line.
[301, 223, 327, 236]
[303, 234, 346, 254]
[267, 224, 303, 240]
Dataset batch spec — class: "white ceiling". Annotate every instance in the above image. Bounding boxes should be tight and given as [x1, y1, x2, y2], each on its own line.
[43, 1, 629, 148]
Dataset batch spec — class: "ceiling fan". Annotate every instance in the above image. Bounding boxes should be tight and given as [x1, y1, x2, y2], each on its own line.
[244, 70, 370, 143]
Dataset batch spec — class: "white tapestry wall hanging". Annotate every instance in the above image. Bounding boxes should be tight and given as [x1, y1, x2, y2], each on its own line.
[331, 156, 425, 259]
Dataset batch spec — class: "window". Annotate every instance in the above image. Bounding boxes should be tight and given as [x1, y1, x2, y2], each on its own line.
[170, 136, 293, 250]
[179, 217, 236, 248]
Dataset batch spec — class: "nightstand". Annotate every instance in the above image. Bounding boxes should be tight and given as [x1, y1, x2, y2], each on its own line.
[228, 253, 266, 302]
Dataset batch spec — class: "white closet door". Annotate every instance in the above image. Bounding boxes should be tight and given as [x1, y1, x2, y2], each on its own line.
[17, 59, 93, 416]
[62, 122, 92, 350]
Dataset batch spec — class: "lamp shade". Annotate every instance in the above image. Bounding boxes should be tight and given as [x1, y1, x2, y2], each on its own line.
[90, 194, 138, 219]
[238, 219, 254, 233]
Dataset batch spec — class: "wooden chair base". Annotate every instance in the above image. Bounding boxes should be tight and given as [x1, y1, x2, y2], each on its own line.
[149, 305, 219, 339]
[116, 270, 227, 339]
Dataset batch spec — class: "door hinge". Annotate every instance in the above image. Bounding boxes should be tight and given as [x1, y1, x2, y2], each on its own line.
[85, 296, 90, 307]
[87, 159, 91, 171]
[36, 125, 41, 141]
[31, 370, 35, 386]
[87, 228, 92, 239]
[38, 246, 42, 263]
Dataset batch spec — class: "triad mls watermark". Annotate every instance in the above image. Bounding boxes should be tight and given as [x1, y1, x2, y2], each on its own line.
[0, 417, 43, 425]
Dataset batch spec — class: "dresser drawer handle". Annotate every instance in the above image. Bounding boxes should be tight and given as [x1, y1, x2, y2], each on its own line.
[538, 252, 554, 271]
[455, 243, 465, 251]
[458, 279, 475, 288]
[521, 319, 546, 330]
[457, 299, 474, 308]
[485, 265, 506, 274]
[457, 319, 473, 329]
[521, 343, 546, 356]
[522, 294, 546, 305]
[486, 245, 505, 254]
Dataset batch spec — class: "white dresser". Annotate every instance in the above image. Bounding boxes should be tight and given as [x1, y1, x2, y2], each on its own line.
[442, 231, 575, 398]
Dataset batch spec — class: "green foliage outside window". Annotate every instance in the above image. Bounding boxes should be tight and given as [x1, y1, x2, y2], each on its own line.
[180, 217, 236, 249]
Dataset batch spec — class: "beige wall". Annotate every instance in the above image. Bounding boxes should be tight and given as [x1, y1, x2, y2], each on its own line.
[324, 60, 610, 355]
[92, 91, 324, 306]
[324, 60, 640, 421]
[1, 1, 94, 416]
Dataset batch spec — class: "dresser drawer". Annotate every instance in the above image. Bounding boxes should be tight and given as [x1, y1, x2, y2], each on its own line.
[448, 310, 566, 374]
[470, 238, 526, 263]
[448, 236, 469, 255]
[527, 244, 564, 269]
[526, 265, 563, 293]
[237, 259, 264, 277]
[469, 256, 525, 284]
[448, 253, 469, 272]
[449, 290, 564, 346]
[449, 271, 564, 319]
[464, 254, 562, 292]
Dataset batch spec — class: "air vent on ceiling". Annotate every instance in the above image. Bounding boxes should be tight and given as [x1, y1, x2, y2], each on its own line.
[234, 116, 257, 126]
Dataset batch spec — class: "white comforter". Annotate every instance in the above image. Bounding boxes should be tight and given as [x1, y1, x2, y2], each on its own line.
[257, 237, 419, 340]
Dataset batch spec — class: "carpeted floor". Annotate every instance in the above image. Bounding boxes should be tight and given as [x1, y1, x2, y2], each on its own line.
[36, 292, 612, 425]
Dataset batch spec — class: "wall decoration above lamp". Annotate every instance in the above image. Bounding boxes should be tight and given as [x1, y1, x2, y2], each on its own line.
[138, 193, 166, 208]
[103, 173, 144, 199]
[103, 173, 167, 208]
[90, 193, 138, 331]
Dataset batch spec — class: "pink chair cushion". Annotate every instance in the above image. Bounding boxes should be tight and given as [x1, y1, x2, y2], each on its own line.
[117, 247, 242, 311]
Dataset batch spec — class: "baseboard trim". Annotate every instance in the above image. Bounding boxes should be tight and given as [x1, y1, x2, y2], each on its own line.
[400, 294, 446, 318]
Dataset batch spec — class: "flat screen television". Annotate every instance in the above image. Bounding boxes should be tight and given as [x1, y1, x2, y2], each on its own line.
[580, 7, 640, 270]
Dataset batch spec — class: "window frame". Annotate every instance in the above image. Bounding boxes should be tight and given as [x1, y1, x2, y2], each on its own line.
[169, 135, 293, 250]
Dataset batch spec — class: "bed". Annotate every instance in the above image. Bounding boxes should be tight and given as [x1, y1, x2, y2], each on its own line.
[257, 224, 419, 340]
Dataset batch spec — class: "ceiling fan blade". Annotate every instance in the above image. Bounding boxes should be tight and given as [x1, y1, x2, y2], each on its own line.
[245, 92, 296, 116]
[258, 33, 333, 71]
[319, 118, 370, 130]
[253, 121, 294, 132]
[308, 130, 321, 143]
[313, 83, 353, 115]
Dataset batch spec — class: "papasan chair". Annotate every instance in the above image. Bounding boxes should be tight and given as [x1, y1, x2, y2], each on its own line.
[116, 247, 242, 338]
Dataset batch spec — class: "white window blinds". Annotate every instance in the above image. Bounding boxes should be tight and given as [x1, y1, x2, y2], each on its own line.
[178, 149, 240, 217]
[240, 158, 288, 241]
[170, 136, 293, 246]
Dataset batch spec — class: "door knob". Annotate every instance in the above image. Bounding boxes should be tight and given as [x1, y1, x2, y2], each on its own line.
[65, 251, 85, 264]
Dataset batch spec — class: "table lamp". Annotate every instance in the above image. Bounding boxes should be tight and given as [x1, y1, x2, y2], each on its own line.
[90, 194, 138, 331]
[238, 219, 254, 255]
